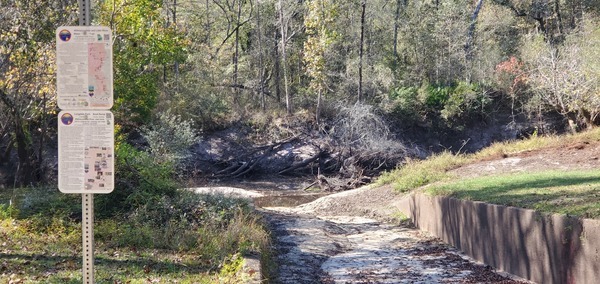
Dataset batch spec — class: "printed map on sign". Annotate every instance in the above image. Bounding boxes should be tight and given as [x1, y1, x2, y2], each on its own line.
[56, 26, 113, 109]
[88, 43, 112, 107]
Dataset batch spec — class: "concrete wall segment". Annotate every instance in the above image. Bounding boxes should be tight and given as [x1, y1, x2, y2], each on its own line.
[397, 192, 600, 284]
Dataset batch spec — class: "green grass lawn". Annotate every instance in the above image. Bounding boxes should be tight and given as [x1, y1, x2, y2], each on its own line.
[425, 170, 600, 218]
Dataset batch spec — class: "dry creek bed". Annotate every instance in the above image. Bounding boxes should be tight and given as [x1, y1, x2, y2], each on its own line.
[193, 141, 600, 283]
[193, 185, 531, 284]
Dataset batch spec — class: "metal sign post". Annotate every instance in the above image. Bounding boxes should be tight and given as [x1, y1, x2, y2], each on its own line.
[82, 193, 94, 283]
[80, 2, 93, 282]
[79, 0, 91, 26]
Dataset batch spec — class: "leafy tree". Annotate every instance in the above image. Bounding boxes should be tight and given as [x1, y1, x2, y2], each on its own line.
[304, 0, 339, 121]
[468, 3, 520, 85]
[170, 0, 264, 123]
[0, 0, 76, 185]
[97, 0, 188, 128]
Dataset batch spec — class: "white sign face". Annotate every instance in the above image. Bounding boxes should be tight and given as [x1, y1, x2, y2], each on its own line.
[56, 26, 113, 109]
[58, 111, 114, 194]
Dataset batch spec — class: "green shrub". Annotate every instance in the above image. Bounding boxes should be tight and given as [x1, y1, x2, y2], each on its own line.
[97, 190, 261, 253]
[0, 204, 18, 219]
[418, 82, 451, 109]
[441, 81, 490, 121]
[219, 253, 244, 279]
[0, 188, 81, 239]
[141, 111, 197, 164]
[2, 185, 269, 281]
[95, 190, 270, 275]
[388, 86, 419, 117]
[1, 187, 80, 231]
[127, 190, 251, 227]
[387, 81, 491, 126]
[96, 141, 179, 217]
[167, 82, 232, 131]
[97, 110, 198, 217]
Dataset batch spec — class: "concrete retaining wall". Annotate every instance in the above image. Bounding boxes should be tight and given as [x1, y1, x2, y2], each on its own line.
[396, 193, 600, 284]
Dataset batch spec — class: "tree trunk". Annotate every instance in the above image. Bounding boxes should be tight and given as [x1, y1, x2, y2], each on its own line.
[37, 92, 47, 182]
[13, 117, 35, 186]
[316, 88, 322, 122]
[163, 7, 169, 84]
[393, 0, 401, 63]
[0, 89, 35, 185]
[1, 139, 12, 166]
[205, 0, 211, 44]
[274, 29, 282, 103]
[173, 0, 179, 90]
[278, 0, 291, 114]
[554, 0, 563, 35]
[465, 0, 484, 62]
[358, 0, 366, 103]
[233, 0, 242, 106]
[568, 0, 583, 29]
[256, 0, 266, 111]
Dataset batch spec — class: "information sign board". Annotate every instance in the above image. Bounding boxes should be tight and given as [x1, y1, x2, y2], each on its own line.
[56, 26, 113, 109]
[58, 111, 114, 194]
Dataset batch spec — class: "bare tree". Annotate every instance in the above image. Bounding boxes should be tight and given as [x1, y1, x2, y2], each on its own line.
[210, 0, 254, 106]
[465, 0, 484, 62]
[358, 0, 366, 102]
[256, 0, 266, 110]
[278, 0, 292, 114]
[523, 22, 600, 131]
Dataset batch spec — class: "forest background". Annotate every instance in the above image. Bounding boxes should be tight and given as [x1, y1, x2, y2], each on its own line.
[1, 0, 599, 188]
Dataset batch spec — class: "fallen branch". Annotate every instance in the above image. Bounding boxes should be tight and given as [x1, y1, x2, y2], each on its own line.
[233, 156, 266, 178]
[302, 181, 318, 191]
[216, 162, 242, 175]
[278, 150, 322, 175]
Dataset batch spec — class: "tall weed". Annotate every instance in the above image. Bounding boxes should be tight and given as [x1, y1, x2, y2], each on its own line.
[142, 111, 197, 164]
[96, 190, 269, 263]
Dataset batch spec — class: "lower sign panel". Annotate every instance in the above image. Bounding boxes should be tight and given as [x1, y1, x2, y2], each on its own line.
[58, 110, 114, 194]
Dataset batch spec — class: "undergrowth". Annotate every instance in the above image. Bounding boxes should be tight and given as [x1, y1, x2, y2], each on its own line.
[0, 187, 269, 283]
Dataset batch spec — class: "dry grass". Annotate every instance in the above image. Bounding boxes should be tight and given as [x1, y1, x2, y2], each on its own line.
[379, 128, 600, 193]
[379, 128, 600, 218]
[473, 128, 600, 161]
[377, 151, 469, 192]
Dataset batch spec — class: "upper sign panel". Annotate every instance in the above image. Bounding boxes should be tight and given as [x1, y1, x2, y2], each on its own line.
[56, 26, 113, 110]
